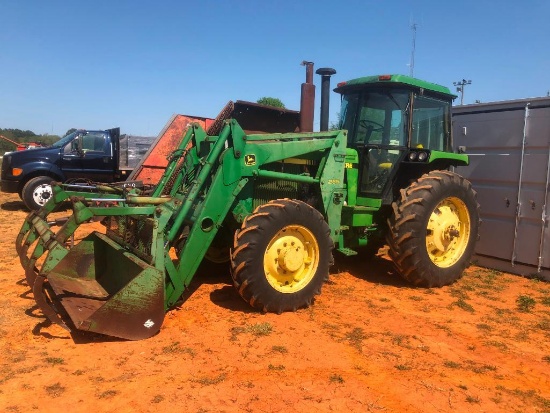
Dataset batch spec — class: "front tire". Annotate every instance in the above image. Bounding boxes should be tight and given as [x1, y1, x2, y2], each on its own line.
[22, 176, 54, 210]
[386, 170, 480, 287]
[231, 199, 333, 313]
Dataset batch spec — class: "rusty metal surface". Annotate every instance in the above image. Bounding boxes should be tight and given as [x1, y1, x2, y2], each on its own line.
[128, 114, 214, 185]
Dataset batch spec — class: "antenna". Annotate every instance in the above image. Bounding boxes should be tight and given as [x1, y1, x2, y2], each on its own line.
[409, 21, 418, 77]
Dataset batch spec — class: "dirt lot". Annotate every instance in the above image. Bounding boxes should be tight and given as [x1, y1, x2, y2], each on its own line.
[0, 190, 549, 413]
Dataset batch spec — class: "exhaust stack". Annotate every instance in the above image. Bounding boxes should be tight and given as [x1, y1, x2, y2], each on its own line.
[299, 61, 315, 132]
[316, 67, 337, 131]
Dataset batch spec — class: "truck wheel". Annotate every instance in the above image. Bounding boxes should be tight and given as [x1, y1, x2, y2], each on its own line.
[231, 199, 333, 313]
[22, 176, 54, 210]
[386, 170, 480, 287]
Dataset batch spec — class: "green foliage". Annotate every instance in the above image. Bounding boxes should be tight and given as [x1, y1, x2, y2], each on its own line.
[256, 97, 285, 109]
[516, 295, 536, 312]
[64, 128, 77, 137]
[0, 128, 60, 154]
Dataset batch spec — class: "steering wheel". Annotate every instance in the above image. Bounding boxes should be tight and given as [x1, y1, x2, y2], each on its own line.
[359, 119, 384, 132]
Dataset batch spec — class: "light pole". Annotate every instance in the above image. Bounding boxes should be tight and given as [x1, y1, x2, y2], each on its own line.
[453, 79, 471, 105]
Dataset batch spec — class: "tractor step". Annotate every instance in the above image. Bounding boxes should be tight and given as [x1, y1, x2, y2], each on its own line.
[337, 247, 358, 256]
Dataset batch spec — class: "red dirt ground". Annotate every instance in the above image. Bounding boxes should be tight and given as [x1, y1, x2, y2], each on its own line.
[0, 190, 549, 413]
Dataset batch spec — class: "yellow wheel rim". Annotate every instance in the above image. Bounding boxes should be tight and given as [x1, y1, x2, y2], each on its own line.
[426, 197, 471, 268]
[264, 225, 319, 293]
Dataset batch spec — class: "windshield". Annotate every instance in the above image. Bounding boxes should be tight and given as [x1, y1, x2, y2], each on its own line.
[50, 131, 79, 149]
[341, 89, 409, 147]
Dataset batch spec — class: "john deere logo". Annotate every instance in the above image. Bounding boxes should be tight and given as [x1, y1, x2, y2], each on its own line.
[245, 154, 256, 166]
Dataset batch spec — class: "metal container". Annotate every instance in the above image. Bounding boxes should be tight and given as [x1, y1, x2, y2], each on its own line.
[453, 96, 550, 280]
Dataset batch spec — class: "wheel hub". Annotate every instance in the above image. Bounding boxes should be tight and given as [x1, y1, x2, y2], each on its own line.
[34, 184, 52, 206]
[426, 197, 471, 268]
[264, 226, 318, 293]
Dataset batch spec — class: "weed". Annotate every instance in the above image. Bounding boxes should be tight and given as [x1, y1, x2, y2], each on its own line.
[443, 360, 461, 369]
[44, 357, 64, 365]
[457, 384, 468, 390]
[535, 317, 550, 331]
[453, 298, 475, 313]
[72, 370, 85, 376]
[542, 355, 550, 363]
[44, 383, 65, 398]
[98, 390, 118, 399]
[329, 374, 344, 383]
[516, 295, 536, 312]
[271, 345, 288, 354]
[248, 322, 273, 336]
[409, 295, 423, 301]
[162, 342, 196, 357]
[395, 364, 411, 371]
[465, 395, 480, 403]
[344, 327, 367, 351]
[476, 323, 492, 331]
[541, 296, 550, 306]
[193, 373, 226, 386]
[485, 340, 509, 352]
[391, 334, 410, 348]
[152, 395, 164, 403]
[268, 364, 285, 371]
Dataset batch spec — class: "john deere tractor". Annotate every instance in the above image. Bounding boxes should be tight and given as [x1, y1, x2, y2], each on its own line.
[17, 73, 479, 340]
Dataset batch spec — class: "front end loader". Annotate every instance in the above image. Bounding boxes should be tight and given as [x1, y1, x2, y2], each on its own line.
[17, 72, 480, 340]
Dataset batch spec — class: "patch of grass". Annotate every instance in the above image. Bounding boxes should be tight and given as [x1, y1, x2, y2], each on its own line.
[484, 340, 509, 352]
[379, 297, 390, 302]
[465, 395, 480, 403]
[44, 383, 65, 398]
[477, 323, 493, 333]
[394, 364, 411, 371]
[44, 357, 65, 365]
[152, 395, 164, 403]
[496, 386, 550, 411]
[162, 342, 196, 357]
[72, 370, 85, 376]
[542, 355, 550, 363]
[248, 322, 273, 336]
[541, 296, 550, 306]
[391, 334, 410, 348]
[451, 298, 475, 313]
[329, 374, 344, 383]
[409, 295, 423, 301]
[98, 390, 118, 399]
[193, 373, 226, 386]
[271, 345, 288, 354]
[443, 360, 461, 369]
[457, 384, 468, 390]
[535, 317, 550, 331]
[516, 295, 536, 312]
[344, 327, 367, 351]
[268, 364, 285, 371]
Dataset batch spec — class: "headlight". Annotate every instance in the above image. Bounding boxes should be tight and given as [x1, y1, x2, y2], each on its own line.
[408, 152, 418, 161]
[417, 151, 428, 162]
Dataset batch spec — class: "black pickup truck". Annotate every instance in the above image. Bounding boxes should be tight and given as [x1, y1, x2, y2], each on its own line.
[1, 128, 139, 210]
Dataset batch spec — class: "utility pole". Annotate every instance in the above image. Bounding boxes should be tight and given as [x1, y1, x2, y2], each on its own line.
[453, 79, 472, 105]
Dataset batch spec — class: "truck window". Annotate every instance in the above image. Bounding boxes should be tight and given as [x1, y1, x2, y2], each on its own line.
[81, 133, 107, 153]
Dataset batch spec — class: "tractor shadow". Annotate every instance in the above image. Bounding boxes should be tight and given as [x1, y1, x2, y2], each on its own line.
[332, 249, 412, 288]
[1, 200, 27, 211]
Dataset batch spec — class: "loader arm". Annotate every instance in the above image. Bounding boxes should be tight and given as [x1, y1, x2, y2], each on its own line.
[16, 120, 348, 340]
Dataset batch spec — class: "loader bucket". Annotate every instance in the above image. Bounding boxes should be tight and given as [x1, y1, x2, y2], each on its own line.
[37, 231, 165, 340]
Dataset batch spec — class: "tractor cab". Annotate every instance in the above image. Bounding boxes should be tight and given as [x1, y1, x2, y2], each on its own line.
[335, 75, 456, 203]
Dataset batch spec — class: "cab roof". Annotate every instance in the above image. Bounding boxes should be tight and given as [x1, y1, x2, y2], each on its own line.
[334, 74, 456, 99]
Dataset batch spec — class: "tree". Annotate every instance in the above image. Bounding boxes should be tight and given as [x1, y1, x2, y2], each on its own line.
[64, 128, 77, 137]
[257, 97, 285, 109]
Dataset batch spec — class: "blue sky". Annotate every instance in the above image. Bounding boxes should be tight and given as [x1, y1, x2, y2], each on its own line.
[1, 0, 549, 137]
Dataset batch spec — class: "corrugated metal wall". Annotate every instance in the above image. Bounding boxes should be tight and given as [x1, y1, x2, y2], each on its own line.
[453, 97, 550, 280]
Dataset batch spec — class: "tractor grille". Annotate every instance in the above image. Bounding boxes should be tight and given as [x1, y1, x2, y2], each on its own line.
[105, 216, 156, 263]
[253, 178, 299, 209]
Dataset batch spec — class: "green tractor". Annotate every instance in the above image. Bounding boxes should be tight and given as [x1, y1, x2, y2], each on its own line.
[17, 73, 479, 340]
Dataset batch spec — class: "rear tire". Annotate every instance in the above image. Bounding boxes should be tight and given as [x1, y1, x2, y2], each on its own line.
[231, 199, 333, 313]
[386, 170, 479, 287]
[22, 176, 54, 211]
